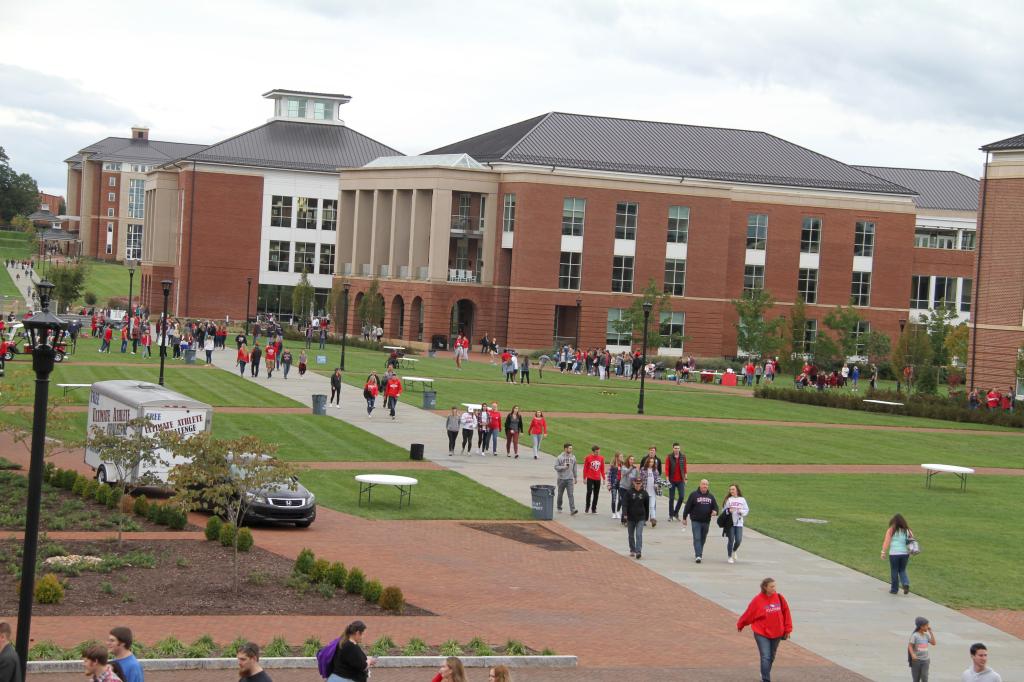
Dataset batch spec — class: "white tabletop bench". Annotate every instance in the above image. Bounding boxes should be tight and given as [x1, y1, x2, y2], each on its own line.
[355, 474, 418, 509]
[403, 376, 434, 391]
[383, 345, 406, 352]
[58, 383, 92, 397]
[399, 357, 419, 369]
[864, 399, 905, 407]
[921, 463, 975, 492]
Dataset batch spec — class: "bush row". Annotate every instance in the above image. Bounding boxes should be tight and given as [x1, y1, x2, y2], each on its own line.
[293, 547, 403, 612]
[203, 516, 253, 551]
[42, 465, 189, 529]
[753, 386, 1024, 428]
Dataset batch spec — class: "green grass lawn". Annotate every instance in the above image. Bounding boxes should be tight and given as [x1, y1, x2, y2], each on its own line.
[739, 474, 1022, 609]
[211, 413, 408, 462]
[39, 258, 132, 306]
[0, 233, 32, 301]
[544, 419, 1024, 468]
[300, 469, 532, 520]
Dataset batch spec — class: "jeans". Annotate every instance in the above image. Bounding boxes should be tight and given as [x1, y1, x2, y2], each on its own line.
[889, 553, 909, 592]
[585, 479, 600, 512]
[556, 479, 576, 512]
[505, 431, 519, 454]
[910, 658, 929, 682]
[727, 525, 744, 557]
[365, 397, 374, 414]
[690, 520, 710, 557]
[205, 350, 213, 364]
[238, 361, 246, 376]
[626, 518, 644, 554]
[520, 369, 530, 384]
[282, 362, 290, 378]
[328, 675, 357, 682]
[251, 360, 260, 377]
[616, 487, 628, 512]
[387, 395, 398, 417]
[531, 434, 543, 457]
[754, 633, 781, 682]
[330, 386, 340, 404]
[488, 429, 499, 453]
[668, 481, 685, 518]
[447, 430, 458, 452]
[609, 487, 619, 513]
[648, 492, 657, 520]
[461, 428, 474, 451]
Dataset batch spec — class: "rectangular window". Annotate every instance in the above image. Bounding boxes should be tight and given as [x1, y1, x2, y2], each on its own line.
[128, 179, 145, 219]
[933, 276, 956, 309]
[606, 309, 631, 346]
[743, 265, 764, 295]
[458, 193, 471, 218]
[960, 278, 972, 313]
[103, 162, 122, 172]
[797, 268, 818, 304]
[960, 231, 976, 251]
[561, 197, 586, 236]
[125, 224, 143, 261]
[910, 275, 929, 309]
[615, 201, 638, 240]
[108, 176, 117, 186]
[130, 164, 150, 173]
[321, 199, 337, 231]
[296, 197, 318, 230]
[800, 217, 821, 253]
[479, 195, 486, 231]
[664, 258, 686, 296]
[914, 230, 955, 249]
[107, 192, 115, 202]
[852, 321, 870, 357]
[803, 320, 817, 354]
[107, 208, 114, 217]
[294, 242, 315, 273]
[270, 195, 292, 227]
[659, 311, 685, 349]
[105, 224, 113, 255]
[268, 241, 290, 272]
[502, 193, 516, 232]
[746, 213, 767, 250]
[667, 205, 689, 244]
[611, 255, 634, 293]
[286, 98, 305, 118]
[558, 251, 581, 290]
[318, 243, 335, 275]
[313, 101, 327, 120]
[854, 221, 875, 257]
[851, 271, 871, 306]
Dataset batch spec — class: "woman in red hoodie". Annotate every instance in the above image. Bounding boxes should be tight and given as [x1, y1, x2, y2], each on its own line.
[737, 577, 793, 682]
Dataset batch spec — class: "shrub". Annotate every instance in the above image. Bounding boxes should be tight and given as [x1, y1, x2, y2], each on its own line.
[150, 636, 187, 658]
[223, 637, 249, 657]
[378, 585, 405, 613]
[146, 502, 162, 522]
[71, 475, 88, 496]
[262, 636, 291, 658]
[84, 480, 99, 501]
[205, 516, 223, 541]
[362, 578, 383, 604]
[369, 635, 395, 657]
[294, 548, 315, 575]
[465, 637, 491, 656]
[106, 487, 122, 509]
[402, 637, 428, 656]
[439, 639, 463, 656]
[310, 558, 331, 584]
[343, 567, 365, 595]
[42, 463, 56, 484]
[119, 493, 134, 514]
[29, 640, 66, 661]
[325, 561, 347, 588]
[95, 485, 110, 505]
[34, 573, 64, 604]
[235, 527, 254, 552]
[164, 508, 187, 530]
[301, 637, 322, 657]
[504, 639, 527, 656]
[61, 469, 78, 490]
[133, 495, 150, 517]
[185, 634, 218, 659]
[219, 523, 237, 548]
[317, 582, 335, 600]
[247, 570, 269, 586]
[541, 647, 557, 656]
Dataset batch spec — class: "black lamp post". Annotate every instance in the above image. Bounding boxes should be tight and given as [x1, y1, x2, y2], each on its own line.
[575, 297, 582, 348]
[126, 260, 136, 338]
[340, 282, 350, 370]
[159, 279, 172, 386]
[245, 276, 253, 336]
[897, 318, 907, 393]
[15, 280, 68, 678]
[637, 300, 653, 415]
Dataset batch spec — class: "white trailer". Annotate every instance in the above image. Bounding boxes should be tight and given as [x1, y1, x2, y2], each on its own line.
[84, 380, 213, 484]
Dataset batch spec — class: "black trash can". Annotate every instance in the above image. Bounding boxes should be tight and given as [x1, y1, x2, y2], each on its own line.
[311, 394, 327, 416]
[422, 390, 437, 410]
[530, 484, 555, 521]
[410, 443, 424, 461]
[184, 348, 197, 365]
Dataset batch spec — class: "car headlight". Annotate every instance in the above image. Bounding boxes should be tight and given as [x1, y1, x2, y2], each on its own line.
[245, 492, 268, 503]
[307, 494, 315, 505]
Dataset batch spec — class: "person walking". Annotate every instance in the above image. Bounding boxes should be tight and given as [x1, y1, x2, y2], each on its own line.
[203, 333, 215, 365]
[722, 483, 749, 563]
[487, 402, 501, 455]
[665, 443, 688, 521]
[454, 332, 468, 369]
[682, 479, 718, 563]
[236, 642, 271, 682]
[476, 404, 490, 456]
[0, 621, 22, 682]
[431, 656, 467, 682]
[280, 348, 293, 379]
[554, 443, 579, 515]
[250, 342, 262, 377]
[362, 372, 379, 416]
[639, 455, 660, 527]
[737, 577, 793, 682]
[908, 616, 935, 682]
[519, 354, 530, 384]
[607, 452, 623, 519]
[326, 620, 376, 682]
[330, 369, 343, 408]
[384, 372, 403, 420]
[621, 475, 650, 559]
[141, 326, 151, 358]
[583, 445, 605, 513]
[236, 344, 250, 377]
[107, 626, 142, 682]
[459, 407, 476, 455]
[528, 410, 547, 459]
[81, 644, 121, 682]
[961, 643, 1001, 682]
[504, 405, 523, 458]
[445, 407, 461, 456]
[264, 342, 277, 379]
[298, 349, 308, 377]
[882, 513, 915, 595]
[617, 454, 638, 518]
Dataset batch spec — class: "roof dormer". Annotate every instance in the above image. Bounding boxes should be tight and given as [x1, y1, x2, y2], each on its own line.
[262, 89, 352, 126]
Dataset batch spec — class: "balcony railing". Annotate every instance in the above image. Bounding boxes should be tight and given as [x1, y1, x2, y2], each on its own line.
[447, 268, 481, 283]
[450, 216, 483, 232]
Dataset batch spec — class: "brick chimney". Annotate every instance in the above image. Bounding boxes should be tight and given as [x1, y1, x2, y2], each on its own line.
[131, 126, 149, 140]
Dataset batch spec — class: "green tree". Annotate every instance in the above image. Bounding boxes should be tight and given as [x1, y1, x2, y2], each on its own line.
[811, 331, 841, 369]
[787, 298, 809, 371]
[357, 278, 385, 328]
[731, 288, 786, 360]
[822, 304, 864, 360]
[944, 323, 969, 367]
[167, 433, 297, 594]
[327, 279, 349, 331]
[11, 214, 33, 233]
[612, 279, 676, 352]
[891, 324, 934, 393]
[924, 306, 959, 366]
[47, 262, 88, 312]
[861, 330, 892, 367]
[0, 147, 40, 222]
[87, 417, 163, 545]
[291, 272, 314, 321]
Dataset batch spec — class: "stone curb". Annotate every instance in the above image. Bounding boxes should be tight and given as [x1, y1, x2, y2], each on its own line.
[29, 655, 578, 673]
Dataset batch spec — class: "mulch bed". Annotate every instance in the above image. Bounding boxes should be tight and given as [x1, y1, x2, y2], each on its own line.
[0, 539, 429, 617]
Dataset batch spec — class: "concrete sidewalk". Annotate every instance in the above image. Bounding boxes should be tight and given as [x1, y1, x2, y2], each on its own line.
[211, 349, 1023, 681]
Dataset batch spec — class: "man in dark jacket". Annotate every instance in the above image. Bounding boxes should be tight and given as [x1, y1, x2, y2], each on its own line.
[621, 477, 650, 559]
[665, 443, 688, 521]
[682, 479, 718, 563]
[250, 343, 262, 378]
[0, 621, 22, 682]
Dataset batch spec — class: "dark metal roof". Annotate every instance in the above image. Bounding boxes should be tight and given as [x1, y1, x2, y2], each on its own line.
[39, 228, 78, 242]
[428, 112, 913, 195]
[854, 165, 978, 212]
[28, 209, 61, 223]
[65, 137, 208, 165]
[179, 120, 402, 172]
[981, 133, 1024, 152]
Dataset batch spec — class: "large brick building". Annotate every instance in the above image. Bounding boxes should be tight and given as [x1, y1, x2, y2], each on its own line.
[970, 133, 1024, 392]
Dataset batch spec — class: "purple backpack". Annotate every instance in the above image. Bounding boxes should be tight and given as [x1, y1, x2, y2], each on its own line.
[316, 637, 340, 678]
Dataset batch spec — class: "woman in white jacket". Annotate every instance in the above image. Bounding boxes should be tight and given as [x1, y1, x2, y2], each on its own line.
[722, 483, 749, 563]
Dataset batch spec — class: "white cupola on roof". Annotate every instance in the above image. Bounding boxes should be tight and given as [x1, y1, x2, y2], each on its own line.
[263, 89, 352, 125]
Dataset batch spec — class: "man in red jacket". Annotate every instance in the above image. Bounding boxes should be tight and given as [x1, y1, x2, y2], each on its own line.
[583, 445, 606, 514]
[384, 372, 403, 420]
[737, 577, 793, 682]
[665, 442, 688, 521]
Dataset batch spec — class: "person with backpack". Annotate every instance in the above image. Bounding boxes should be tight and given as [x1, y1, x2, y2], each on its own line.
[721, 483, 749, 563]
[908, 616, 935, 682]
[318, 620, 376, 682]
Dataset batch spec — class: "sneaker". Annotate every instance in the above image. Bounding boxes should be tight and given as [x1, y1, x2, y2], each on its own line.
[903, 584, 909, 595]
[533, 455, 538, 460]
[695, 556, 702, 564]
[732, 551, 738, 562]
[448, 451, 453, 457]
[635, 553, 641, 560]
[629, 551, 635, 557]
[571, 509, 578, 516]
[611, 512, 618, 519]
[557, 508, 563, 513]
[651, 519, 657, 528]
[728, 556, 735, 564]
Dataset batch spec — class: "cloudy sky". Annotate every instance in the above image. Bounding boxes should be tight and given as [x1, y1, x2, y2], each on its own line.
[1, 0, 1021, 195]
